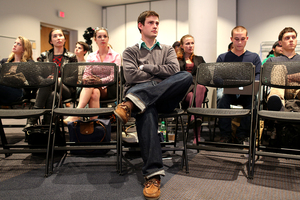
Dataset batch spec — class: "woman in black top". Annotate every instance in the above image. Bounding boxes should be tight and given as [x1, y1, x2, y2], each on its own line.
[25, 28, 77, 128]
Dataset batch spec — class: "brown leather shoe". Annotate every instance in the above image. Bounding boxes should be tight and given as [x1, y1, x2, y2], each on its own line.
[114, 102, 131, 124]
[143, 177, 161, 200]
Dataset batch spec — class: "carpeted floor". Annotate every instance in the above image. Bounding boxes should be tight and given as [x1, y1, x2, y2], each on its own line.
[1, 119, 300, 199]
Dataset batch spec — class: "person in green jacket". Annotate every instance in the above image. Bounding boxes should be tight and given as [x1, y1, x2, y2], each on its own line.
[262, 41, 283, 65]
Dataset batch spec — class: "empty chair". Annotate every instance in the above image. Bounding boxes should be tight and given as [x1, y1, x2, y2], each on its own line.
[186, 62, 256, 178]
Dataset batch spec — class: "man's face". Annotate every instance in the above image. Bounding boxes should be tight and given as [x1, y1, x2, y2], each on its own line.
[75, 44, 86, 57]
[231, 30, 248, 52]
[279, 32, 297, 51]
[139, 15, 159, 39]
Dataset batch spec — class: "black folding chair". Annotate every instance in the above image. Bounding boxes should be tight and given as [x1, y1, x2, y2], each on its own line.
[252, 61, 300, 177]
[186, 62, 256, 178]
[0, 62, 58, 159]
[46, 62, 120, 176]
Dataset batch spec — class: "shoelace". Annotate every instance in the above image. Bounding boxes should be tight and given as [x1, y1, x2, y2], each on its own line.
[144, 179, 160, 188]
[119, 103, 131, 116]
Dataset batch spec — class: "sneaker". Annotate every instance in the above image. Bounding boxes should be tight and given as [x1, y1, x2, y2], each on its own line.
[114, 102, 131, 124]
[219, 136, 232, 143]
[23, 117, 38, 131]
[143, 176, 161, 200]
[234, 136, 246, 144]
[63, 116, 79, 125]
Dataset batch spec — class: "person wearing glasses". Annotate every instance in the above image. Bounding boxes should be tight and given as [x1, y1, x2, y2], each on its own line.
[177, 34, 207, 144]
[63, 27, 121, 124]
[0, 36, 34, 106]
[25, 28, 77, 128]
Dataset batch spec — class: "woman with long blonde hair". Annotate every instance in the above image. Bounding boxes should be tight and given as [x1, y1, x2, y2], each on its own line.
[0, 36, 34, 105]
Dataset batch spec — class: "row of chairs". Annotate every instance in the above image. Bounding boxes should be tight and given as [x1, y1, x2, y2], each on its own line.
[0, 62, 187, 177]
[1, 61, 299, 179]
[0, 62, 120, 177]
[187, 61, 300, 179]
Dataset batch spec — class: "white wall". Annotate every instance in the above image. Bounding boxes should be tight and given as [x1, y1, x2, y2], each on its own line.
[104, 0, 189, 56]
[217, 0, 236, 56]
[0, 0, 102, 60]
[238, 0, 300, 59]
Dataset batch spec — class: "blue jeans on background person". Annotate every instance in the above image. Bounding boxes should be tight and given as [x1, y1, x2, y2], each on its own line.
[125, 71, 192, 177]
[217, 94, 252, 140]
[0, 85, 23, 105]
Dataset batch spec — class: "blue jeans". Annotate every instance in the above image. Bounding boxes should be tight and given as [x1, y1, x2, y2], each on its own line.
[0, 85, 23, 105]
[217, 94, 252, 139]
[125, 71, 192, 177]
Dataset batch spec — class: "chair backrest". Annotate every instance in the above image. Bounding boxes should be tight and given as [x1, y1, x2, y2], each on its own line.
[0, 62, 58, 89]
[197, 62, 255, 88]
[60, 62, 118, 105]
[260, 62, 300, 89]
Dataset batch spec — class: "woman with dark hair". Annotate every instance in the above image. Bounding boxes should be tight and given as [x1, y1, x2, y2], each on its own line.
[177, 34, 207, 144]
[0, 36, 34, 105]
[25, 28, 77, 128]
[63, 27, 121, 124]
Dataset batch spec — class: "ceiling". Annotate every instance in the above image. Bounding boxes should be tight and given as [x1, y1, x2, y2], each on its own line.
[86, 0, 155, 7]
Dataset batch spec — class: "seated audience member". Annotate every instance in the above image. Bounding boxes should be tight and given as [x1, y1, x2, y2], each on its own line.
[261, 41, 282, 65]
[266, 27, 300, 111]
[113, 11, 192, 199]
[177, 34, 206, 144]
[217, 26, 261, 144]
[0, 36, 34, 106]
[25, 28, 77, 128]
[63, 27, 121, 124]
[75, 41, 89, 62]
[73, 41, 89, 101]
[172, 41, 180, 54]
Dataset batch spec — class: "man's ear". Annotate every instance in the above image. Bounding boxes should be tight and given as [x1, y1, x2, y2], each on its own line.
[138, 22, 143, 31]
[279, 41, 282, 46]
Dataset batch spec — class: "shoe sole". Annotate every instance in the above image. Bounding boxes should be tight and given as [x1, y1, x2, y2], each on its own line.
[114, 110, 126, 124]
[144, 194, 161, 200]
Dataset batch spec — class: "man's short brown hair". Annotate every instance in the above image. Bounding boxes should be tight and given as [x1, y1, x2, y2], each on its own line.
[278, 27, 297, 41]
[76, 41, 89, 55]
[231, 26, 248, 37]
[137, 10, 159, 33]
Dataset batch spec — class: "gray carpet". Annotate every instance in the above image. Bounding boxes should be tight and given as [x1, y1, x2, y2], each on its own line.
[1, 119, 300, 199]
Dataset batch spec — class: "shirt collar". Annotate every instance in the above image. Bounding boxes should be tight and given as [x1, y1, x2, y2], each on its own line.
[96, 46, 112, 55]
[139, 39, 162, 50]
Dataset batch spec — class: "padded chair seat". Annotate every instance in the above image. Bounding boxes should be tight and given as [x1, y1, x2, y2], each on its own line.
[158, 108, 185, 118]
[53, 107, 114, 117]
[258, 110, 300, 122]
[187, 107, 250, 118]
[0, 109, 51, 119]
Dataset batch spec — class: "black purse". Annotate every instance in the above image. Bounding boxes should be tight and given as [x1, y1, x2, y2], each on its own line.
[67, 119, 111, 155]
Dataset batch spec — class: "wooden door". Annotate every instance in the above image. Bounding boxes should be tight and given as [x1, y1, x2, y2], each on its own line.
[40, 25, 70, 54]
